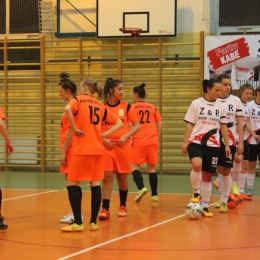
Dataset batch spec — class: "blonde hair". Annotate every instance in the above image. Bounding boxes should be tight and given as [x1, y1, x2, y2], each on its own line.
[81, 78, 103, 98]
[238, 83, 254, 98]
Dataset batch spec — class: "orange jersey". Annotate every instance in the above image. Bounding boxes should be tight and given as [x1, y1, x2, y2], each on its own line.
[0, 106, 6, 120]
[102, 100, 138, 140]
[132, 101, 162, 146]
[60, 113, 72, 153]
[69, 95, 118, 155]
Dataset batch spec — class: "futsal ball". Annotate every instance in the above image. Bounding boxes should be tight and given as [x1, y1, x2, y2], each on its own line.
[185, 202, 202, 220]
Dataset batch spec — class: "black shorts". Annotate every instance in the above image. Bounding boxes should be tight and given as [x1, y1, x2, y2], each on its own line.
[187, 143, 219, 174]
[217, 145, 236, 168]
[243, 140, 249, 161]
[248, 144, 260, 162]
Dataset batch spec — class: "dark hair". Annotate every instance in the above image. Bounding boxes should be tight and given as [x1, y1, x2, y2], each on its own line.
[202, 78, 220, 93]
[59, 72, 77, 95]
[217, 74, 231, 82]
[103, 77, 122, 101]
[133, 83, 146, 98]
[238, 83, 254, 98]
[255, 85, 260, 95]
[81, 78, 103, 98]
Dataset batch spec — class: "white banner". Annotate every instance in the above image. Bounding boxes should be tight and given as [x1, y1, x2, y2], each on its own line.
[204, 35, 260, 89]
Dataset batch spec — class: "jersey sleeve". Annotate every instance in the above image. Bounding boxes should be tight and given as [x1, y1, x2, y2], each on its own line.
[127, 105, 139, 123]
[219, 103, 227, 124]
[154, 107, 162, 122]
[184, 101, 196, 125]
[0, 106, 6, 120]
[236, 98, 243, 117]
[68, 97, 79, 115]
[104, 108, 119, 124]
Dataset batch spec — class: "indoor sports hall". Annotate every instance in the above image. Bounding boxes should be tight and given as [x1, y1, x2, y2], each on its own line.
[1, 1, 260, 259]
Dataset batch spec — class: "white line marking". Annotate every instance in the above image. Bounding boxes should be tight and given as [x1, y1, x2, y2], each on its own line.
[2, 190, 59, 201]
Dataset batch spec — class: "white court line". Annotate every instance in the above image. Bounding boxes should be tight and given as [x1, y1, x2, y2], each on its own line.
[57, 201, 217, 260]
[57, 214, 186, 260]
[2, 190, 59, 201]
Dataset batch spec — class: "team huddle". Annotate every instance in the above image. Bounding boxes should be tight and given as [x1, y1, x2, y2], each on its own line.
[182, 74, 260, 217]
[58, 74, 162, 232]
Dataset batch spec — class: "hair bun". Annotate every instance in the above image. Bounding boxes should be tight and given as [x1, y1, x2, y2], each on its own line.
[140, 83, 146, 88]
[59, 72, 70, 80]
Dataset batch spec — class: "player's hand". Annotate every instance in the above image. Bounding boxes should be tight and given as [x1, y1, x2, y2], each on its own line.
[102, 138, 114, 150]
[60, 153, 67, 167]
[74, 129, 84, 138]
[6, 142, 14, 155]
[225, 145, 231, 158]
[181, 143, 188, 154]
[236, 142, 244, 155]
[117, 135, 128, 147]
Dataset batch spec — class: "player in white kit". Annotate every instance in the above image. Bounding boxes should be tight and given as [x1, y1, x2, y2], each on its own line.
[182, 78, 230, 217]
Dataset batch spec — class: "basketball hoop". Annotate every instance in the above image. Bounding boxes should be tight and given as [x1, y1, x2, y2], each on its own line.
[119, 28, 142, 37]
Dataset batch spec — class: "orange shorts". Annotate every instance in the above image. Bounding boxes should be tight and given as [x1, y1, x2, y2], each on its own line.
[67, 154, 104, 182]
[60, 154, 72, 174]
[131, 144, 158, 165]
[104, 141, 132, 174]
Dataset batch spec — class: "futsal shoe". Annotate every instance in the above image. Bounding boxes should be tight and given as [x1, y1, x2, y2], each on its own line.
[135, 187, 148, 203]
[151, 195, 159, 202]
[89, 223, 99, 231]
[61, 222, 84, 232]
[0, 216, 8, 230]
[238, 193, 252, 201]
[220, 202, 228, 213]
[247, 188, 253, 198]
[214, 200, 222, 208]
[231, 184, 240, 196]
[190, 193, 201, 203]
[60, 212, 84, 223]
[229, 193, 242, 204]
[98, 209, 110, 220]
[118, 205, 127, 217]
[211, 179, 219, 190]
[202, 207, 213, 217]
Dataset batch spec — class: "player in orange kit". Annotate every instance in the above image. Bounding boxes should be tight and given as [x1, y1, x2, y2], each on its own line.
[131, 83, 162, 202]
[98, 77, 140, 220]
[61, 78, 123, 232]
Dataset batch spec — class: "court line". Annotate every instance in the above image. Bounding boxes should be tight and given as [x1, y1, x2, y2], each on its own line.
[2, 190, 59, 201]
[57, 213, 186, 260]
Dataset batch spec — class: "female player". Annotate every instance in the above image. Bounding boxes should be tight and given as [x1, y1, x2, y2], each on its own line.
[98, 78, 140, 220]
[61, 78, 123, 232]
[131, 83, 162, 202]
[246, 85, 260, 198]
[58, 73, 84, 224]
[235, 84, 259, 198]
[215, 74, 243, 213]
[0, 105, 14, 229]
[181, 78, 230, 218]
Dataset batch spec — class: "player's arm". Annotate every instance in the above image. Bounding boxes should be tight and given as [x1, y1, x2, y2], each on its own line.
[117, 121, 140, 147]
[157, 120, 162, 137]
[101, 118, 123, 138]
[60, 128, 72, 166]
[181, 122, 193, 154]
[246, 122, 260, 141]
[0, 118, 14, 155]
[220, 123, 231, 158]
[236, 116, 244, 155]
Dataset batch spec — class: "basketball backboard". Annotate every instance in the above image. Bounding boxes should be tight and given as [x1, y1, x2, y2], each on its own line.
[96, 0, 177, 38]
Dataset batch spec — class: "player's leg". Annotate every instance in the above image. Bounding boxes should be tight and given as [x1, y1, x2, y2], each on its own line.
[231, 153, 242, 195]
[0, 188, 7, 230]
[116, 173, 128, 217]
[147, 163, 158, 202]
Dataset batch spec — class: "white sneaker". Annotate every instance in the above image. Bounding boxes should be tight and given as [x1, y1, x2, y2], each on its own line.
[60, 212, 84, 223]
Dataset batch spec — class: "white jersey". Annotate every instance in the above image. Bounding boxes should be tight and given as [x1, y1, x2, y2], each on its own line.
[241, 101, 250, 141]
[184, 97, 227, 147]
[247, 100, 260, 145]
[218, 94, 243, 146]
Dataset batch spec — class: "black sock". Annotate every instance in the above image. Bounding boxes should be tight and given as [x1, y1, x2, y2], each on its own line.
[90, 186, 101, 224]
[77, 186, 82, 201]
[119, 189, 128, 206]
[132, 170, 145, 190]
[102, 199, 110, 210]
[0, 188, 2, 215]
[149, 172, 158, 196]
[67, 186, 82, 225]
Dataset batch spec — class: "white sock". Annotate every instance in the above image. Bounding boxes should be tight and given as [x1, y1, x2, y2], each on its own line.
[238, 173, 247, 193]
[200, 181, 212, 209]
[218, 173, 223, 196]
[232, 162, 241, 185]
[190, 170, 201, 194]
[221, 175, 231, 203]
[247, 173, 256, 189]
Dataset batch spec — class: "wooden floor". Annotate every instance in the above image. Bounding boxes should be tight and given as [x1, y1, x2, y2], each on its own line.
[0, 173, 260, 260]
